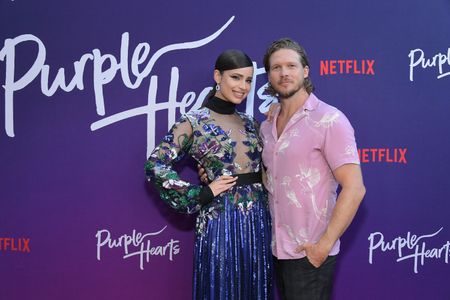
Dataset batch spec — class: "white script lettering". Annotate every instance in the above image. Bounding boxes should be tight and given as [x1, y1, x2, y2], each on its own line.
[409, 48, 450, 81]
[368, 227, 450, 273]
[1, 16, 275, 157]
[96, 227, 180, 270]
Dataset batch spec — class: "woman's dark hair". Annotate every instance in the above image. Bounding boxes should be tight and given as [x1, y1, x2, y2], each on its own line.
[205, 49, 253, 100]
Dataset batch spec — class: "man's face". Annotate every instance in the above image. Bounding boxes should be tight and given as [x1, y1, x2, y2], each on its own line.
[268, 48, 309, 99]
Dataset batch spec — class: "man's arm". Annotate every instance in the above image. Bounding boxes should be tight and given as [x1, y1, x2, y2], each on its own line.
[296, 163, 366, 267]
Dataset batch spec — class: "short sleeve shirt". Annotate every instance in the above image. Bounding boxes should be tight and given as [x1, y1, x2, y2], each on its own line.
[260, 93, 360, 259]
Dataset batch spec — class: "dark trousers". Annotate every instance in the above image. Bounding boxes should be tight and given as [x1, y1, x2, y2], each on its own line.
[274, 255, 337, 300]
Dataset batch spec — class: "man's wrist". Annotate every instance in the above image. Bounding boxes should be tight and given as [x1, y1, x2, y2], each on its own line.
[317, 234, 335, 253]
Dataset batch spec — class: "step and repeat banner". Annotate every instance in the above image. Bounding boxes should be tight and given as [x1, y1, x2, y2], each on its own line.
[1, 0, 449, 299]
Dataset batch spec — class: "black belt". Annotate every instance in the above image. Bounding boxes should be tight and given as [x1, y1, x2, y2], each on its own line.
[235, 171, 262, 186]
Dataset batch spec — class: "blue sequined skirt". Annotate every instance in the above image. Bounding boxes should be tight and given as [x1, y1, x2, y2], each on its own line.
[192, 188, 273, 299]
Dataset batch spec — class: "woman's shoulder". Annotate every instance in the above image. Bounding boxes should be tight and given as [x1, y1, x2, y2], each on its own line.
[236, 111, 261, 134]
[237, 111, 259, 125]
[180, 107, 210, 126]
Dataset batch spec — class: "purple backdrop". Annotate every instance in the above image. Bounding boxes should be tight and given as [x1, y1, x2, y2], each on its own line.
[1, 0, 450, 299]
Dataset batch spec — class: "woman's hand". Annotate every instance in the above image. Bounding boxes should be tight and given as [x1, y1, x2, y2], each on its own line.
[264, 102, 280, 122]
[197, 164, 209, 184]
[208, 175, 237, 196]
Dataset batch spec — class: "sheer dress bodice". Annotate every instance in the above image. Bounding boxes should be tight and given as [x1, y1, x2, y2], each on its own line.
[195, 109, 262, 176]
[145, 104, 265, 233]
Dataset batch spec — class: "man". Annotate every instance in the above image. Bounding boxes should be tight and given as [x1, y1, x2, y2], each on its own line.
[260, 38, 366, 299]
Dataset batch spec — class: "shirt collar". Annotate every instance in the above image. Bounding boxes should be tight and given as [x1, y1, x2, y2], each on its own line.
[303, 93, 319, 111]
[270, 93, 319, 140]
[272, 93, 319, 117]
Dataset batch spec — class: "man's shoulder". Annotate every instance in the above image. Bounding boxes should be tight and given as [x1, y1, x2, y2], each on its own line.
[312, 94, 340, 114]
[311, 95, 346, 117]
[309, 95, 353, 129]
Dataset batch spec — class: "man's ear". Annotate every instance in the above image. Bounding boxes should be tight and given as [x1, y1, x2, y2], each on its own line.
[304, 65, 310, 78]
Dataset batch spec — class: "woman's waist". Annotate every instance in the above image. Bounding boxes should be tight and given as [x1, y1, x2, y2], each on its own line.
[233, 171, 262, 186]
[211, 170, 262, 186]
[212, 187, 268, 212]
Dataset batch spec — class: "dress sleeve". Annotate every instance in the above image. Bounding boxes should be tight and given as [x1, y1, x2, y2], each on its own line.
[145, 115, 207, 214]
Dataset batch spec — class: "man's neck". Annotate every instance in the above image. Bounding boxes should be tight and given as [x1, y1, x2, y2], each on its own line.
[275, 89, 310, 138]
[279, 89, 310, 120]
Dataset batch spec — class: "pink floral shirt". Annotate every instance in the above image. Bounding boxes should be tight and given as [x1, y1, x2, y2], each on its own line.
[261, 93, 360, 259]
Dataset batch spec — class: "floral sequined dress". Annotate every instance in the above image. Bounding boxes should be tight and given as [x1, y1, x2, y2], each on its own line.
[145, 98, 273, 299]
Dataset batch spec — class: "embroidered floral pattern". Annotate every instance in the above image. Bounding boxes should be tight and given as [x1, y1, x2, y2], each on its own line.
[145, 107, 266, 234]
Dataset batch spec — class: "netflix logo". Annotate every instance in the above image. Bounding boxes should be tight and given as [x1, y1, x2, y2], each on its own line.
[0, 237, 31, 253]
[320, 59, 375, 75]
[358, 148, 407, 164]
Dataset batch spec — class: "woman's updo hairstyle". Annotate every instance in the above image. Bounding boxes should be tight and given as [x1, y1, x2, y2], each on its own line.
[205, 49, 253, 100]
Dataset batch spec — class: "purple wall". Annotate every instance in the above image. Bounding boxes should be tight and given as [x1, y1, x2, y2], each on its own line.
[1, 0, 449, 299]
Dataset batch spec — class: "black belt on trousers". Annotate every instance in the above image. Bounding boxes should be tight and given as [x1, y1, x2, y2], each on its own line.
[235, 171, 262, 186]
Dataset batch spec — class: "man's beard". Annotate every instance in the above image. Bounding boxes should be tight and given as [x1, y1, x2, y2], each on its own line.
[275, 81, 303, 99]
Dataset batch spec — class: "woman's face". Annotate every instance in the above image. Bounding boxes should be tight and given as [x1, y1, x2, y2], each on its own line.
[214, 66, 254, 105]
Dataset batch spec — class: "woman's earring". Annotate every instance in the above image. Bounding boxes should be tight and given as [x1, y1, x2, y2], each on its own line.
[215, 84, 220, 91]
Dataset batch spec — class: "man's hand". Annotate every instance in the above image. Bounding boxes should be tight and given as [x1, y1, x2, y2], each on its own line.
[208, 175, 237, 196]
[295, 164, 365, 268]
[295, 242, 330, 268]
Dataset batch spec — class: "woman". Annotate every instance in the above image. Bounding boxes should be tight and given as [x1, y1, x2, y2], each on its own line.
[145, 49, 273, 299]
